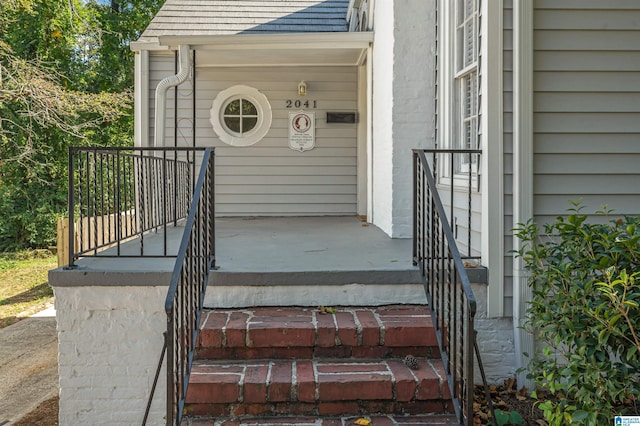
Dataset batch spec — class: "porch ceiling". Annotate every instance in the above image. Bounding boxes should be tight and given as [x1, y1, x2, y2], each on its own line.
[131, 32, 373, 67]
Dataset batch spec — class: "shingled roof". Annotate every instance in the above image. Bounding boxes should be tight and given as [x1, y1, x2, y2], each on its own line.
[138, 0, 351, 43]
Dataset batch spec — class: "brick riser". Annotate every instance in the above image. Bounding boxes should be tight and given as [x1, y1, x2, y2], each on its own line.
[186, 305, 455, 423]
[196, 306, 439, 360]
[185, 358, 452, 417]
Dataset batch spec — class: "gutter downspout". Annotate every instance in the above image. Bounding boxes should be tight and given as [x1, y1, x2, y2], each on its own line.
[513, 0, 535, 391]
[154, 44, 191, 147]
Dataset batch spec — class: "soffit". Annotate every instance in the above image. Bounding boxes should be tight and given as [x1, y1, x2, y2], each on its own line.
[132, 32, 373, 67]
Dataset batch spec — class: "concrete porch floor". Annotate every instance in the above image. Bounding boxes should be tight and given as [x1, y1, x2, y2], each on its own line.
[52, 216, 425, 307]
[210, 216, 423, 307]
[213, 216, 419, 283]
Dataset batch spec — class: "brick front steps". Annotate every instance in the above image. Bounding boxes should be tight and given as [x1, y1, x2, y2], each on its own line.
[185, 305, 456, 424]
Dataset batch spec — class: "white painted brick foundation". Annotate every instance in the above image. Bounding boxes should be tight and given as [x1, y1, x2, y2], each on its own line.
[54, 286, 167, 426]
[472, 283, 517, 384]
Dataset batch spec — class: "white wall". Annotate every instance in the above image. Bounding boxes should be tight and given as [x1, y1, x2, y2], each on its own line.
[472, 283, 516, 384]
[371, 0, 436, 237]
[55, 286, 167, 426]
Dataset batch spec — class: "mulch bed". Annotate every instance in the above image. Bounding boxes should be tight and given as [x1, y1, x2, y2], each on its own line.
[474, 378, 639, 426]
[473, 379, 546, 426]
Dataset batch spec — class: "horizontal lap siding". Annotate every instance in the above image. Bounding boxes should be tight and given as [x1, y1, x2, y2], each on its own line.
[147, 59, 359, 216]
[533, 1, 640, 223]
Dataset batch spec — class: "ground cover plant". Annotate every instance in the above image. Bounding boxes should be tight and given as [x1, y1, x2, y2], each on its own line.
[515, 203, 640, 425]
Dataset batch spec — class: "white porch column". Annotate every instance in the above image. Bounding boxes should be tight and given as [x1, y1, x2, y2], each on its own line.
[371, 0, 436, 238]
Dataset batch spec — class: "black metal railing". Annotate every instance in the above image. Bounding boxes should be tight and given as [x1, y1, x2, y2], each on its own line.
[418, 148, 482, 259]
[67, 147, 206, 267]
[141, 147, 215, 426]
[412, 149, 494, 426]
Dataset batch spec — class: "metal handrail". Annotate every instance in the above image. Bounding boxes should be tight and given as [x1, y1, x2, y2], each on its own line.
[163, 148, 215, 426]
[66, 147, 206, 268]
[418, 148, 482, 260]
[412, 149, 495, 426]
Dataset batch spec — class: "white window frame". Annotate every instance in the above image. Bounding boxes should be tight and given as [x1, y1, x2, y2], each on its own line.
[438, 0, 504, 317]
[450, 0, 480, 184]
[210, 85, 272, 147]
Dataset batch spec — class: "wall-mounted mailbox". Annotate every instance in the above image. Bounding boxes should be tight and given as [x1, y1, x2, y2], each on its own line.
[327, 112, 358, 123]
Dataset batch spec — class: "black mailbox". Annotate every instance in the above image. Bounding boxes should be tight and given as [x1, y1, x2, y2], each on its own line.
[327, 112, 357, 123]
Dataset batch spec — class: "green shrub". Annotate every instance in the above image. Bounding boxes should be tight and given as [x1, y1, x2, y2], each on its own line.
[514, 203, 640, 425]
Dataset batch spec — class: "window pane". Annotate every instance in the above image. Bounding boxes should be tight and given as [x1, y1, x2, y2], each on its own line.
[224, 117, 241, 133]
[463, 74, 477, 118]
[456, 0, 477, 72]
[464, 18, 476, 68]
[242, 100, 258, 115]
[224, 99, 240, 115]
[242, 117, 258, 133]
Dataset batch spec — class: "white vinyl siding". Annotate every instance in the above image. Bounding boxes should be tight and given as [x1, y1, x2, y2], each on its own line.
[533, 1, 640, 223]
[148, 53, 358, 216]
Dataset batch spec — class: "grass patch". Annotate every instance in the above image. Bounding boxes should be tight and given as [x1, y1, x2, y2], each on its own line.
[0, 250, 56, 329]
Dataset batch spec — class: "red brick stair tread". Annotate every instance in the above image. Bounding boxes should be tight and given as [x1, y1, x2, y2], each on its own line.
[187, 359, 449, 404]
[197, 305, 437, 360]
[187, 305, 453, 420]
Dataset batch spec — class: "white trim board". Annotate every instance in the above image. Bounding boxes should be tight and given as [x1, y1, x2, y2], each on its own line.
[480, 0, 505, 318]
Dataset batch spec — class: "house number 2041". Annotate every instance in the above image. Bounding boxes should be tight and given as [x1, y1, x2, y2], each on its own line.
[286, 100, 317, 109]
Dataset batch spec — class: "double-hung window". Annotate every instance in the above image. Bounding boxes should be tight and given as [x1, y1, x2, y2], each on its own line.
[453, 0, 480, 176]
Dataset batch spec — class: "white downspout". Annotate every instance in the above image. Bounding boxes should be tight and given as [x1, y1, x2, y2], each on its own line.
[513, 0, 535, 391]
[154, 44, 191, 147]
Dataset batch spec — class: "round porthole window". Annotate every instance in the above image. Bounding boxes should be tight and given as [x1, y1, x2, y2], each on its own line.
[210, 85, 272, 147]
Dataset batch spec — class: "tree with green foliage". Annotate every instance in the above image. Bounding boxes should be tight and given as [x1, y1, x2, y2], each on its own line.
[0, 0, 162, 250]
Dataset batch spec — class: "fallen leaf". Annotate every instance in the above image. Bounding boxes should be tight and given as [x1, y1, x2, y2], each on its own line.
[495, 400, 508, 409]
[536, 420, 549, 426]
[517, 385, 528, 397]
[318, 306, 337, 314]
[353, 417, 371, 426]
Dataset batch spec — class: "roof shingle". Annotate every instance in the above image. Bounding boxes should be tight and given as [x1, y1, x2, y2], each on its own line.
[138, 0, 350, 43]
